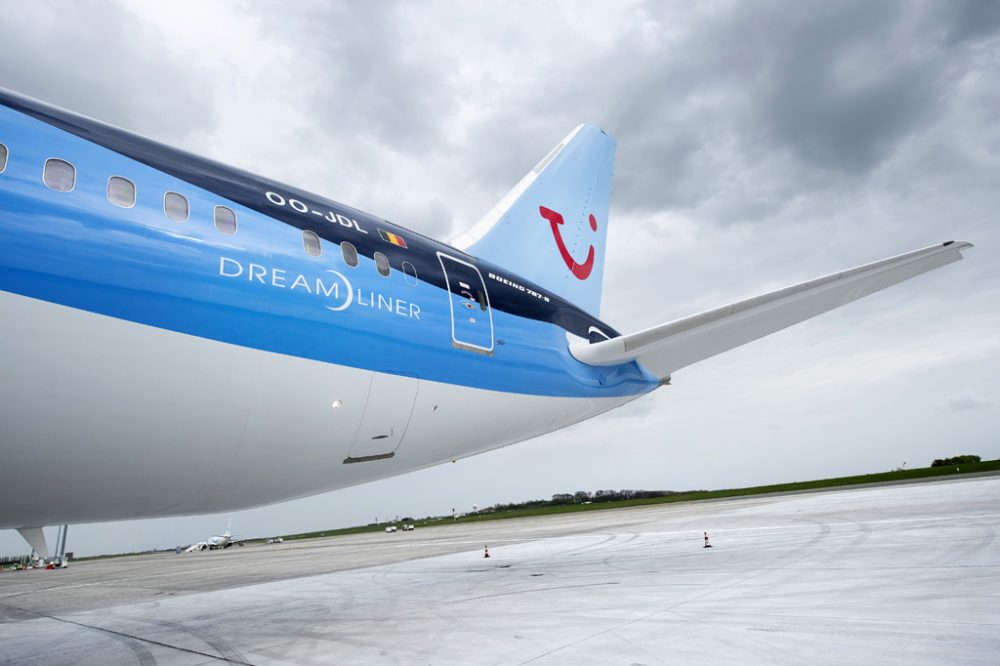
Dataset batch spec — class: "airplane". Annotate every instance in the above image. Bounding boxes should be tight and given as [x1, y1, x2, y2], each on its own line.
[208, 530, 238, 549]
[182, 522, 243, 552]
[0, 87, 972, 558]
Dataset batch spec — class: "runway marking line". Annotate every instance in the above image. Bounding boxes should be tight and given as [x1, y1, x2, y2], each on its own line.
[0, 602, 254, 665]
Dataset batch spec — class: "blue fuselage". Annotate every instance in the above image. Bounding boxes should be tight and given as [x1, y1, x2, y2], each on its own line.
[0, 89, 654, 399]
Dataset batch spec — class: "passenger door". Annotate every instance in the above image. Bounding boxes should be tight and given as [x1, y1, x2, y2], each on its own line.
[437, 252, 494, 355]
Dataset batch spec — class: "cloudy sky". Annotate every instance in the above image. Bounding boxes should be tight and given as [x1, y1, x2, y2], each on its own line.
[1, 0, 998, 556]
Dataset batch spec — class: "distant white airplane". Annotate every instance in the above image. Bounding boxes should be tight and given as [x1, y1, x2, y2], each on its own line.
[207, 527, 243, 550]
[182, 522, 242, 552]
[0, 87, 972, 557]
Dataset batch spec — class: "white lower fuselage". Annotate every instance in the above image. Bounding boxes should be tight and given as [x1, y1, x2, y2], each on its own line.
[0, 290, 634, 527]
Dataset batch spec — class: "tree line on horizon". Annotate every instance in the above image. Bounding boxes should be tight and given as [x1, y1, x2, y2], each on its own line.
[478, 489, 691, 513]
[468, 455, 989, 516]
[930, 454, 981, 467]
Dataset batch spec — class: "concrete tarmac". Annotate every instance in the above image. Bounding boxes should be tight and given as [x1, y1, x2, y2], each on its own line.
[1, 476, 998, 664]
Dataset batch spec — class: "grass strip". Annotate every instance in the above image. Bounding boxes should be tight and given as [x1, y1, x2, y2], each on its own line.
[281, 458, 1000, 541]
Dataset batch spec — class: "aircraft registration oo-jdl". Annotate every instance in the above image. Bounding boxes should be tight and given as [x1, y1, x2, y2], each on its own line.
[0, 88, 973, 557]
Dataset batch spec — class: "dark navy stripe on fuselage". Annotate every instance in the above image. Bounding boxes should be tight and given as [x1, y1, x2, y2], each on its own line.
[0, 88, 617, 342]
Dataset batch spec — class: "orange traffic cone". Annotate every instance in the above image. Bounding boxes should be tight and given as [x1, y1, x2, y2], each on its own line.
[484, 545, 491, 558]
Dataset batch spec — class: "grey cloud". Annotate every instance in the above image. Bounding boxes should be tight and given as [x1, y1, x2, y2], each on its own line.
[466, 1, 999, 222]
[948, 392, 992, 412]
[939, 0, 1000, 44]
[751, 3, 943, 174]
[612, 126, 703, 214]
[252, 1, 453, 155]
[0, 0, 220, 140]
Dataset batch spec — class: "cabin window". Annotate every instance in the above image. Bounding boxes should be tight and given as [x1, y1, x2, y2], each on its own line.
[164, 192, 189, 222]
[0, 143, 7, 173]
[303, 230, 322, 257]
[43, 158, 75, 192]
[374, 252, 390, 277]
[107, 176, 136, 208]
[402, 261, 418, 286]
[214, 205, 237, 235]
[341, 242, 358, 267]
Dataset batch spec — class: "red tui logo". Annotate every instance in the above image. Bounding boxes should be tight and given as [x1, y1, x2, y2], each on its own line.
[539, 206, 597, 280]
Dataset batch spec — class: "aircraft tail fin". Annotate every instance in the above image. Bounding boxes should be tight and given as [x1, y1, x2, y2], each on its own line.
[571, 241, 973, 380]
[451, 124, 616, 317]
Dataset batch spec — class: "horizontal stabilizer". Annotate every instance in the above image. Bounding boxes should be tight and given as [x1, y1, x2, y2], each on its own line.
[571, 241, 973, 380]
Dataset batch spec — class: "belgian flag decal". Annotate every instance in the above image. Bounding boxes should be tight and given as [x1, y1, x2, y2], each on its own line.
[379, 229, 408, 249]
